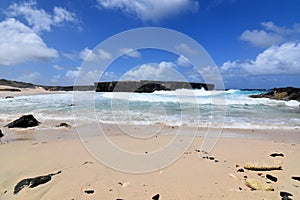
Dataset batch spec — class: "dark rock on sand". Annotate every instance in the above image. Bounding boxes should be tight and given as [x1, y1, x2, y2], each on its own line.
[280, 191, 293, 200]
[237, 168, 245, 173]
[84, 190, 94, 194]
[14, 171, 61, 195]
[152, 193, 160, 200]
[5, 114, 40, 128]
[270, 153, 284, 157]
[266, 174, 278, 182]
[249, 87, 300, 101]
[291, 176, 300, 181]
[0, 129, 3, 144]
[56, 122, 71, 127]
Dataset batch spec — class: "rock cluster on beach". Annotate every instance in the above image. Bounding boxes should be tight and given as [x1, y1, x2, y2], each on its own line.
[249, 87, 300, 101]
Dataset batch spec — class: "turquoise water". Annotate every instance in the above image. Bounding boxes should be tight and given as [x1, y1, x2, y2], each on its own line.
[1, 89, 299, 129]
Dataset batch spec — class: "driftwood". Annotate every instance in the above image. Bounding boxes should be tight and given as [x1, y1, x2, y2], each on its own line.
[244, 163, 282, 171]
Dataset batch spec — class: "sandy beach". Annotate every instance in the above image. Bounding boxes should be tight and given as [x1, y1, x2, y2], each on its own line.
[0, 86, 58, 98]
[0, 121, 299, 200]
[0, 88, 300, 199]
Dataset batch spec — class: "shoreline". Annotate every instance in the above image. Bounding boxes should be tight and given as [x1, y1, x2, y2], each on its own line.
[0, 124, 299, 199]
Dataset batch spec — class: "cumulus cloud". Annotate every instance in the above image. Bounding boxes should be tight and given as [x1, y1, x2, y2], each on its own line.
[121, 61, 185, 81]
[120, 48, 141, 58]
[175, 43, 197, 54]
[79, 48, 112, 62]
[52, 67, 119, 85]
[96, 0, 199, 22]
[240, 30, 284, 48]
[240, 21, 300, 48]
[176, 55, 192, 67]
[17, 71, 41, 83]
[53, 64, 63, 70]
[6, 0, 78, 33]
[0, 18, 58, 65]
[242, 42, 300, 75]
[220, 42, 300, 75]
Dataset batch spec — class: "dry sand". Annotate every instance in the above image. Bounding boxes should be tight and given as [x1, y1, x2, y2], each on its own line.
[0, 123, 299, 200]
[0, 86, 57, 98]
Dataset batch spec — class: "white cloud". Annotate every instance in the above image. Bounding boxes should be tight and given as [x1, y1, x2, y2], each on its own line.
[220, 42, 300, 75]
[53, 7, 77, 25]
[96, 0, 198, 22]
[66, 67, 80, 79]
[120, 48, 141, 58]
[121, 61, 184, 81]
[52, 67, 119, 85]
[0, 18, 58, 65]
[240, 29, 284, 48]
[6, 1, 78, 33]
[176, 55, 192, 67]
[242, 42, 300, 75]
[79, 48, 112, 62]
[53, 64, 63, 70]
[240, 21, 300, 48]
[17, 71, 41, 83]
[175, 43, 197, 54]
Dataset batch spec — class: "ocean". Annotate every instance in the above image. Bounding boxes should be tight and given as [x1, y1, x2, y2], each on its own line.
[1, 89, 299, 130]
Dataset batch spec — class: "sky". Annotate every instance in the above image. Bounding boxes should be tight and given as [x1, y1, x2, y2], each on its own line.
[0, 0, 299, 89]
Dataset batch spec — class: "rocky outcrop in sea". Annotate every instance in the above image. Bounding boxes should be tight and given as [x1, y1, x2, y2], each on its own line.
[249, 87, 300, 102]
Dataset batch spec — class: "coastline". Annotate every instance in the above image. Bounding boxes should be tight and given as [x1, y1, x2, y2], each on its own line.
[0, 86, 61, 98]
[0, 87, 299, 199]
[0, 123, 299, 199]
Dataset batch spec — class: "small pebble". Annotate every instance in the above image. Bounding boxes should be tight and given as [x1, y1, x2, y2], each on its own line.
[152, 193, 160, 200]
[270, 153, 284, 157]
[291, 176, 300, 182]
[266, 174, 278, 182]
[237, 168, 244, 173]
[84, 190, 94, 194]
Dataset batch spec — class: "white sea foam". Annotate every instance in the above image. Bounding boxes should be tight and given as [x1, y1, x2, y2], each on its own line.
[1, 90, 299, 130]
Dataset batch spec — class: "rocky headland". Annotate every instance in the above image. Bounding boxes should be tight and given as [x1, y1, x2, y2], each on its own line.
[0, 79, 94, 91]
[95, 80, 214, 93]
[249, 87, 300, 102]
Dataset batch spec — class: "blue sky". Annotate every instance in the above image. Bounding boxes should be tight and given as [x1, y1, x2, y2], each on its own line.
[0, 0, 299, 89]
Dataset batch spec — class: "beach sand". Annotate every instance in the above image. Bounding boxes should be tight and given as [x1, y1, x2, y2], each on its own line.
[0, 86, 57, 98]
[0, 122, 299, 200]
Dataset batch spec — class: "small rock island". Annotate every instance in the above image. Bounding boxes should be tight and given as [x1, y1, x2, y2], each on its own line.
[94, 80, 214, 93]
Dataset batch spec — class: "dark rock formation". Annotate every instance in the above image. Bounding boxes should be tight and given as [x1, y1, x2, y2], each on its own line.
[280, 191, 293, 200]
[95, 80, 214, 93]
[250, 87, 300, 101]
[270, 153, 284, 157]
[14, 171, 61, 195]
[56, 122, 71, 128]
[266, 174, 278, 182]
[5, 96, 14, 99]
[237, 168, 245, 173]
[84, 190, 94, 194]
[152, 193, 160, 200]
[291, 176, 300, 181]
[5, 115, 40, 128]
[0, 129, 3, 143]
